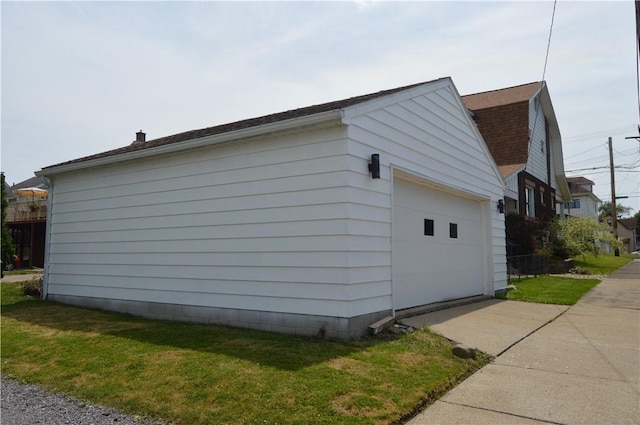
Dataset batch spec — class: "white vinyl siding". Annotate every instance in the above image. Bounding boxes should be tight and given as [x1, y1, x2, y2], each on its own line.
[47, 125, 388, 318]
[527, 100, 550, 185]
[528, 97, 563, 197]
[42, 77, 507, 330]
[342, 80, 506, 296]
[566, 194, 600, 220]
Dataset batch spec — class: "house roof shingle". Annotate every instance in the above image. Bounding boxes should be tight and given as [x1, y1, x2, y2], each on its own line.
[7, 176, 49, 199]
[461, 82, 543, 177]
[41, 80, 437, 172]
[618, 217, 637, 231]
[462, 82, 542, 110]
[567, 176, 595, 186]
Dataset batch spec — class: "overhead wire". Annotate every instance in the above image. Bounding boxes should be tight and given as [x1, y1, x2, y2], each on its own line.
[636, 0, 640, 123]
[528, 0, 557, 163]
[564, 144, 606, 160]
[563, 125, 636, 144]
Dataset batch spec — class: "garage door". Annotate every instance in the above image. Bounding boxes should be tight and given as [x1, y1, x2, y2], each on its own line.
[392, 176, 485, 310]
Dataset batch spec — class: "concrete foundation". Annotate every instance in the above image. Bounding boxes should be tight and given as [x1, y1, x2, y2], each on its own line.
[47, 294, 391, 340]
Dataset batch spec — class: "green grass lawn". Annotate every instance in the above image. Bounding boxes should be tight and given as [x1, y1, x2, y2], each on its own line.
[501, 253, 634, 305]
[1, 283, 489, 425]
[500, 275, 601, 305]
[573, 253, 634, 275]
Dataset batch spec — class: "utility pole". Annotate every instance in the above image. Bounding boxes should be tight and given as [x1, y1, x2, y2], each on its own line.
[608, 137, 619, 256]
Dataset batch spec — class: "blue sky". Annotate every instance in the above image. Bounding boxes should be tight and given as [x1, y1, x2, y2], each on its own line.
[2, 1, 638, 212]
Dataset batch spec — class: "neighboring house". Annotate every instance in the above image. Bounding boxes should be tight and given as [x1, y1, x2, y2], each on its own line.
[36, 77, 506, 339]
[565, 176, 601, 220]
[601, 216, 637, 254]
[462, 82, 571, 221]
[5, 175, 49, 268]
[617, 218, 637, 253]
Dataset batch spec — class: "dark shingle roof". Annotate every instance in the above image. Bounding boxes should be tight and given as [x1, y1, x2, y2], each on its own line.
[618, 217, 637, 231]
[7, 176, 48, 199]
[42, 80, 437, 171]
[567, 176, 595, 185]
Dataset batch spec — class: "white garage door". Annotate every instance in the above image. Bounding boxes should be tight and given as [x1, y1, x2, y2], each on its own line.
[392, 177, 485, 310]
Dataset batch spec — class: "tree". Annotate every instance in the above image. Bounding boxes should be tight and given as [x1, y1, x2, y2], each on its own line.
[551, 216, 618, 260]
[1, 173, 15, 274]
[598, 201, 633, 219]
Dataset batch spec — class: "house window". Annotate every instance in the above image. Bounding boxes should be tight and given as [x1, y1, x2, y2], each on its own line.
[424, 219, 434, 236]
[525, 187, 535, 216]
[565, 199, 581, 209]
[449, 223, 458, 239]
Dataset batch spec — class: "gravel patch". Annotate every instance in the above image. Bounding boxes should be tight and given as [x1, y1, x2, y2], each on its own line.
[1, 378, 165, 425]
[550, 273, 607, 280]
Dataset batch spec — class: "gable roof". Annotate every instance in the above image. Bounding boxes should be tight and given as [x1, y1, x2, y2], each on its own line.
[39, 80, 436, 174]
[461, 83, 543, 176]
[567, 176, 595, 186]
[7, 176, 49, 199]
[618, 217, 637, 231]
[462, 82, 542, 110]
[461, 81, 570, 202]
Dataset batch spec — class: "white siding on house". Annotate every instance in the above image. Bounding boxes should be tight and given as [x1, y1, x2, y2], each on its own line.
[504, 174, 519, 197]
[527, 99, 550, 185]
[47, 125, 389, 319]
[527, 96, 566, 204]
[566, 194, 599, 220]
[42, 78, 507, 337]
[342, 80, 507, 296]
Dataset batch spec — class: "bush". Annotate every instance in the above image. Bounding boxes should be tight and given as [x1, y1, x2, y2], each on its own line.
[551, 216, 618, 260]
[506, 213, 547, 255]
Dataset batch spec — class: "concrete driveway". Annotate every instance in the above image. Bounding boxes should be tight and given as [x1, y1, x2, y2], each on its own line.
[403, 260, 640, 425]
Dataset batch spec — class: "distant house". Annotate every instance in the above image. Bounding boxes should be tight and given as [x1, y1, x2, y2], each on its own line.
[5, 176, 49, 268]
[36, 77, 506, 339]
[615, 218, 637, 254]
[462, 82, 571, 221]
[565, 176, 601, 220]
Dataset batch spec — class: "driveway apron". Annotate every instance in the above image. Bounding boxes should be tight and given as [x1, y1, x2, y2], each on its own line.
[405, 260, 640, 425]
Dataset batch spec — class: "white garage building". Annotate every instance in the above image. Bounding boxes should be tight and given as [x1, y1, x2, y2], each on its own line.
[37, 77, 506, 339]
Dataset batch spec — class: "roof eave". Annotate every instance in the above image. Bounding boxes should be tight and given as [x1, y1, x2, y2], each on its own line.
[36, 110, 343, 177]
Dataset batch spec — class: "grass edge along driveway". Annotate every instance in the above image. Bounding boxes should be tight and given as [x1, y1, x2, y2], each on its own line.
[1, 283, 489, 425]
[500, 254, 634, 305]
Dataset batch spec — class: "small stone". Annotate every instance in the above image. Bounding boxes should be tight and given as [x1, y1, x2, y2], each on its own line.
[452, 344, 477, 359]
[392, 324, 415, 334]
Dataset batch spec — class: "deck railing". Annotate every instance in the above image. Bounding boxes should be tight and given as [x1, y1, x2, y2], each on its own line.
[5, 199, 48, 222]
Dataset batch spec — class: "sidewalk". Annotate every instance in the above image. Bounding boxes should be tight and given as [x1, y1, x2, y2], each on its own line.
[1, 271, 43, 283]
[404, 260, 639, 425]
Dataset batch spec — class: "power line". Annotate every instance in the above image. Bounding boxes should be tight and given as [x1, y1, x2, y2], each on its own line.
[635, 0, 640, 122]
[566, 165, 639, 173]
[530, 0, 557, 148]
[541, 0, 557, 84]
[563, 125, 637, 144]
[564, 144, 605, 160]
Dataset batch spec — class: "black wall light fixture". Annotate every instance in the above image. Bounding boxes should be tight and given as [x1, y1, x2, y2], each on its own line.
[368, 154, 380, 179]
[497, 199, 505, 214]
